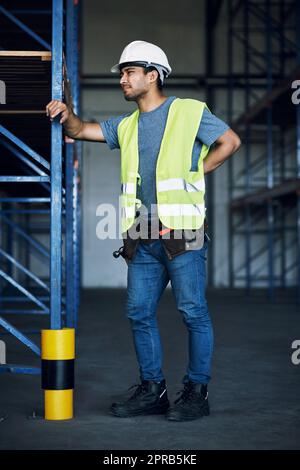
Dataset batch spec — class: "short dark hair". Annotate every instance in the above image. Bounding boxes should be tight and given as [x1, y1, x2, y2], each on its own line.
[143, 66, 164, 91]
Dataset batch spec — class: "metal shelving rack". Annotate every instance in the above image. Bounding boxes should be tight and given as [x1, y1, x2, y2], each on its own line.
[227, 0, 300, 302]
[0, 0, 81, 375]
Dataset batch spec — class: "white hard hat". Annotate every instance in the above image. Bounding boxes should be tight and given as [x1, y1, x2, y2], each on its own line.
[111, 40, 172, 82]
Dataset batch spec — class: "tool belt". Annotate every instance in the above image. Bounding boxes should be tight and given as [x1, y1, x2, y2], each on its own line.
[113, 218, 209, 262]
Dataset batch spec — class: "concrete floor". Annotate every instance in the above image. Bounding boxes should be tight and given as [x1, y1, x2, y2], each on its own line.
[0, 288, 299, 450]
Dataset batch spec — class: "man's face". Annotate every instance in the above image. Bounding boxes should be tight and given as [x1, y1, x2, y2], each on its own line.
[119, 66, 151, 101]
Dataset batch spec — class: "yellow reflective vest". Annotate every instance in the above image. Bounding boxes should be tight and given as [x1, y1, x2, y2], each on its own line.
[118, 98, 210, 233]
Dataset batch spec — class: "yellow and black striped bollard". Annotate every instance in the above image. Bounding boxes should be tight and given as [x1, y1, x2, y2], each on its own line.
[41, 328, 75, 420]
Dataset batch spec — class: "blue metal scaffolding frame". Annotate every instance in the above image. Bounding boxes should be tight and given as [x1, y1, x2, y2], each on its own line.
[0, 0, 81, 375]
[226, 0, 300, 302]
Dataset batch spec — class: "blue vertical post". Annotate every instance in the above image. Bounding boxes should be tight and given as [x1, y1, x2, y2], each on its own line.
[227, 0, 234, 289]
[266, 0, 274, 301]
[244, 0, 251, 294]
[279, 127, 286, 290]
[25, 212, 30, 290]
[6, 206, 13, 281]
[71, 0, 80, 116]
[66, 0, 81, 327]
[73, 0, 82, 322]
[50, 0, 63, 329]
[65, 0, 76, 327]
[65, 146, 74, 327]
[74, 153, 81, 321]
[296, 0, 300, 304]
[65, 0, 75, 327]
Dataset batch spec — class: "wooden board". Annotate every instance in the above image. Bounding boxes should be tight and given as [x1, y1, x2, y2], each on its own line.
[0, 51, 51, 61]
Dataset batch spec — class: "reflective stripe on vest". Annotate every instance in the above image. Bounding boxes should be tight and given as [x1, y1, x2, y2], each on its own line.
[118, 98, 210, 232]
[158, 202, 205, 217]
[157, 177, 205, 193]
[121, 182, 136, 195]
[121, 206, 136, 218]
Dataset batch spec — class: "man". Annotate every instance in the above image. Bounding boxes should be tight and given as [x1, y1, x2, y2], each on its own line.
[46, 40, 241, 422]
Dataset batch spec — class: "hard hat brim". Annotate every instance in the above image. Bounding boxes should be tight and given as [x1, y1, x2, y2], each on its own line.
[111, 63, 120, 73]
[111, 61, 148, 73]
[111, 60, 172, 76]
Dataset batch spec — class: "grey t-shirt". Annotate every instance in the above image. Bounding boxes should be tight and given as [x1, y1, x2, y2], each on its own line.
[100, 96, 229, 216]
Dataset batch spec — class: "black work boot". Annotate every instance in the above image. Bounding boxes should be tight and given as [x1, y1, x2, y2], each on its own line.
[166, 381, 209, 422]
[110, 379, 169, 418]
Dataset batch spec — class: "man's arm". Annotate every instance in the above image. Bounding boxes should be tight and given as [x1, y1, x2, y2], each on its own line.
[45, 100, 106, 142]
[203, 129, 241, 174]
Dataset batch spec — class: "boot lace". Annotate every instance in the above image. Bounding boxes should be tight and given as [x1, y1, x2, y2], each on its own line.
[127, 383, 148, 400]
[174, 383, 196, 405]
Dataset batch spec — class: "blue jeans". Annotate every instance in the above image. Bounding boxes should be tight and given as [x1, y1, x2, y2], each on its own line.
[126, 238, 213, 385]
